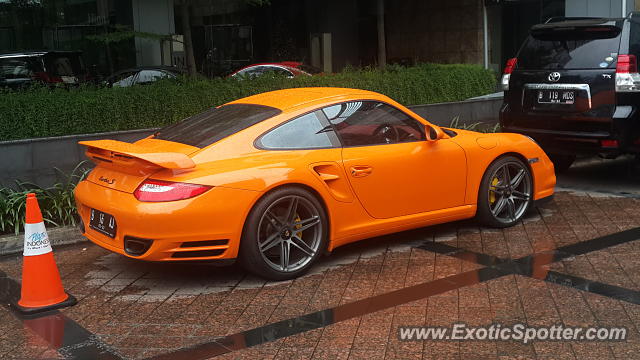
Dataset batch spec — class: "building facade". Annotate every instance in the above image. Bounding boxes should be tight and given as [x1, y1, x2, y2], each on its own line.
[0, 0, 174, 75]
[1, 0, 639, 77]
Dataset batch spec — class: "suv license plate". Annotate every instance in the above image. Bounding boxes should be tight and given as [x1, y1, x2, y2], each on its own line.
[537, 90, 575, 105]
[89, 208, 117, 238]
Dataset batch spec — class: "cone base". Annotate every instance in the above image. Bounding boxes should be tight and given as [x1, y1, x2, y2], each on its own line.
[12, 293, 77, 316]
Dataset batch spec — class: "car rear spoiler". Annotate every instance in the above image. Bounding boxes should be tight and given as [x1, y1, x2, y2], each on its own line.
[79, 139, 196, 170]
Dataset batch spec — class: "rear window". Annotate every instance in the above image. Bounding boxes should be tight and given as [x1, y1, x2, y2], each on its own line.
[0, 56, 43, 79]
[155, 104, 282, 148]
[44, 53, 85, 77]
[631, 21, 640, 59]
[518, 26, 622, 70]
[298, 64, 322, 74]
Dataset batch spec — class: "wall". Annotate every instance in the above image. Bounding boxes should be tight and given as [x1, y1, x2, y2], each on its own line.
[132, 0, 175, 66]
[0, 129, 155, 189]
[0, 98, 502, 189]
[385, 0, 484, 65]
[565, 0, 634, 17]
[304, 0, 360, 71]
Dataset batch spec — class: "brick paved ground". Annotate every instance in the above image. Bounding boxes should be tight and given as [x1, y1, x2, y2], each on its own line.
[2, 191, 640, 359]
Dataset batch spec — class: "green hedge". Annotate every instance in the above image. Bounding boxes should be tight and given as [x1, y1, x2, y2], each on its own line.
[0, 64, 496, 141]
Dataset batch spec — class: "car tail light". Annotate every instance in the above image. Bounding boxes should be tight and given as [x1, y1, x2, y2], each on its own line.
[501, 57, 517, 91]
[134, 179, 212, 202]
[600, 139, 619, 148]
[615, 55, 640, 92]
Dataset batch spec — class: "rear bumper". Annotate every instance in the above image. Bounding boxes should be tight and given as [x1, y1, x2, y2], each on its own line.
[501, 126, 619, 155]
[501, 104, 639, 156]
[74, 180, 259, 261]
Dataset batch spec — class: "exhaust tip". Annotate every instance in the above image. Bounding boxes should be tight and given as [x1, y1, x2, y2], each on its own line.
[124, 236, 153, 256]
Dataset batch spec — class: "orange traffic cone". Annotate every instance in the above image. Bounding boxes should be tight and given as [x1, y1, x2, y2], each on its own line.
[13, 193, 76, 315]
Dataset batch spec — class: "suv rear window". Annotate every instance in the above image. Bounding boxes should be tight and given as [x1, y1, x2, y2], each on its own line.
[518, 26, 622, 70]
[155, 104, 282, 148]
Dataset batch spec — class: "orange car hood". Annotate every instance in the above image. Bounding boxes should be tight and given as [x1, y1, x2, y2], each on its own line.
[80, 139, 198, 170]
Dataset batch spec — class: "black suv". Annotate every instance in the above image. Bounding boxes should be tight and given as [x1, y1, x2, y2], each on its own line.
[500, 13, 640, 171]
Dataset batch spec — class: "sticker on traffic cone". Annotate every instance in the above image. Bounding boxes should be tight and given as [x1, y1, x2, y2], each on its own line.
[12, 193, 76, 315]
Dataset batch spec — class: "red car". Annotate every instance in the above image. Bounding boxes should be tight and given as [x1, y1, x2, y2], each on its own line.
[229, 61, 321, 79]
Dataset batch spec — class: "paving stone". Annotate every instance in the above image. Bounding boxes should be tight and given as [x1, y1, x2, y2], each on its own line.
[2, 192, 640, 358]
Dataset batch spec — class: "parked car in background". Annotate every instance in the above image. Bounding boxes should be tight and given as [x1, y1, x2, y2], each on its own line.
[500, 12, 640, 171]
[106, 66, 184, 87]
[0, 51, 90, 89]
[229, 61, 321, 79]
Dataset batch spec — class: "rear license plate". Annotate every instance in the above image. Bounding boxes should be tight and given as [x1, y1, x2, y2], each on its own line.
[89, 208, 117, 238]
[537, 90, 575, 105]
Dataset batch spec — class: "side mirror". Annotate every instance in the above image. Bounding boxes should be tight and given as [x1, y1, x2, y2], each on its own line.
[425, 125, 444, 141]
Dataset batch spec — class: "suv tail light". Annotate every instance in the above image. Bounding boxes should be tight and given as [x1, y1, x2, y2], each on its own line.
[134, 179, 212, 202]
[616, 55, 640, 92]
[501, 57, 517, 91]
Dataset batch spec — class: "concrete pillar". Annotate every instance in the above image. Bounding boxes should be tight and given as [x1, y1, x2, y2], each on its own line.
[132, 0, 175, 67]
[322, 33, 332, 73]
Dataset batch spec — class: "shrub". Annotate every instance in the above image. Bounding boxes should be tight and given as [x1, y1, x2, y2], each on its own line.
[449, 116, 501, 133]
[0, 64, 496, 141]
[0, 163, 90, 235]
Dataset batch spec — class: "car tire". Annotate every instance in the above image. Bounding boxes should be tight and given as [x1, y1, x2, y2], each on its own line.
[477, 156, 533, 228]
[548, 154, 575, 173]
[239, 187, 328, 280]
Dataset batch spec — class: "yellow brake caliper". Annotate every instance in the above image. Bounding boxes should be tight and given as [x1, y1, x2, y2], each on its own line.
[489, 177, 500, 204]
[294, 215, 303, 239]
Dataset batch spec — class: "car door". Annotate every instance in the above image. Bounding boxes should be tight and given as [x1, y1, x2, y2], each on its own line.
[322, 101, 467, 219]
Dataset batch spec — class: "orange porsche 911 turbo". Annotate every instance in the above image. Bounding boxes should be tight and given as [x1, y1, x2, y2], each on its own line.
[74, 87, 555, 280]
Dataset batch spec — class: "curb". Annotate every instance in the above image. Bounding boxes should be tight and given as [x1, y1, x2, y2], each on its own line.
[0, 226, 87, 256]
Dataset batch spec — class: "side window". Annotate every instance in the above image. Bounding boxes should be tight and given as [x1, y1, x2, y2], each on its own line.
[322, 101, 425, 146]
[264, 66, 293, 77]
[236, 66, 264, 78]
[136, 70, 170, 84]
[112, 72, 137, 87]
[259, 112, 335, 149]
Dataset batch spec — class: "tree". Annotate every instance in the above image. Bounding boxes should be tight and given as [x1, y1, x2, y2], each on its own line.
[177, 0, 197, 76]
[376, 0, 386, 68]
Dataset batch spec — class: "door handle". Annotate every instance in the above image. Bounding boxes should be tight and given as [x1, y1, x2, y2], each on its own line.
[350, 166, 372, 177]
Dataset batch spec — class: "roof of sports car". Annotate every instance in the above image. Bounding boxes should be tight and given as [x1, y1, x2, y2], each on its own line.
[229, 87, 382, 111]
